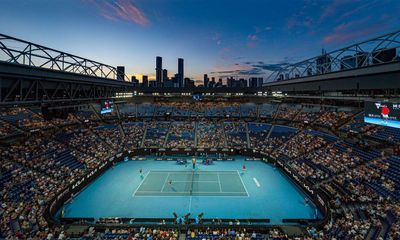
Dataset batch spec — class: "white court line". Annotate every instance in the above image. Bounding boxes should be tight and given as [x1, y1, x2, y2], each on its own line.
[149, 170, 239, 173]
[253, 177, 261, 187]
[135, 190, 248, 194]
[217, 173, 222, 192]
[133, 195, 249, 198]
[164, 180, 219, 183]
[160, 173, 170, 193]
[132, 171, 151, 197]
[188, 196, 192, 213]
[237, 170, 250, 197]
[134, 170, 249, 197]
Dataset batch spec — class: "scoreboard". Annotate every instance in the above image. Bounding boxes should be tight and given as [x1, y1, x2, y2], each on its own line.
[100, 100, 114, 114]
[364, 101, 400, 128]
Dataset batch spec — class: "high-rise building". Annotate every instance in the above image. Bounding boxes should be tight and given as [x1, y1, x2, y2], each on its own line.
[162, 69, 168, 82]
[142, 75, 148, 88]
[156, 56, 162, 87]
[173, 73, 180, 88]
[178, 58, 184, 88]
[131, 76, 139, 87]
[227, 77, 235, 88]
[249, 77, 258, 87]
[185, 78, 194, 87]
[149, 80, 157, 88]
[203, 74, 209, 87]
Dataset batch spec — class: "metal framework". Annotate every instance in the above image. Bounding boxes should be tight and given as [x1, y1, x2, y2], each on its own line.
[0, 76, 132, 105]
[0, 33, 125, 80]
[267, 29, 400, 82]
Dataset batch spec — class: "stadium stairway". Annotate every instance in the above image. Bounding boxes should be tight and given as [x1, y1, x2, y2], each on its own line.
[336, 110, 363, 130]
[266, 125, 274, 138]
[194, 121, 198, 147]
[118, 124, 126, 139]
[163, 122, 172, 148]
[221, 121, 228, 147]
[366, 226, 381, 240]
[115, 104, 122, 120]
[245, 122, 251, 148]
[89, 104, 102, 121]
[140, 122, 148, 148]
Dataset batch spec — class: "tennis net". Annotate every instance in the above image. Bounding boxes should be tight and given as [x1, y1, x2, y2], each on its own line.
[189, 170, 195, 195]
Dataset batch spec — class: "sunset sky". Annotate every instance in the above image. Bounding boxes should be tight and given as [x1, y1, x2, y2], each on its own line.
[1, 0, 399, 82]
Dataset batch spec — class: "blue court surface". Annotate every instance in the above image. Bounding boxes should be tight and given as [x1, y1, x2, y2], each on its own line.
[61, 156, 320, 224]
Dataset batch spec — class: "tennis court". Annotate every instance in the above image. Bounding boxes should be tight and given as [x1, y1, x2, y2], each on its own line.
[62, 156, 321, 222]
[133, 170, 248, 197]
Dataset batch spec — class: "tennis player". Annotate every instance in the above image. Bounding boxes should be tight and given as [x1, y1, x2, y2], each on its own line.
[192, 158, 196, 170]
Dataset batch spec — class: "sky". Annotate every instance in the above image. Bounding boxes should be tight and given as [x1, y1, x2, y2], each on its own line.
[0, 0, 400, 83]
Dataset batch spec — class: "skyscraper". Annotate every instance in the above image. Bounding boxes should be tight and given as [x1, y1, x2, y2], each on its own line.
[142, 75, 149, 88]
[162, 69, 168, 82]
[203, 74, 209, 87]
[178, 58, 184, 88]
[156, 56, 162, 87]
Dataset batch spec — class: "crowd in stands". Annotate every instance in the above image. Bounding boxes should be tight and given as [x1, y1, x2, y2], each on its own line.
[0, 101, 400, 239]
[340, 113, 375, 134]
[0, 119, 21, 138]
[166, 122, 195, 148]
[123, 122, 145, 150]
[315, 110, 354, 128]
[92, 124, 125, 151]
[224, 122, 247, 148]
[143, 121, 170, 148]
[273, 132, 327, 159]
[294, 105, 323, 123]
[0, 107, 54, 130]
[0, 131, 114, 239]
[196, 121, 226, 148]
[186, 228, 270, 240]
[74, 105, 100, 122]
[248, 123, 271, 149]
[274, 104, 301, 121]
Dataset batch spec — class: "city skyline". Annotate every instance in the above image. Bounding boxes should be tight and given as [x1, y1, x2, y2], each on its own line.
[1, 0, 400, 82]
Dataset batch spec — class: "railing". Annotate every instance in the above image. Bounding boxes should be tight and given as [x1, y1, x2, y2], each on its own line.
[0, 33, 128, 81]
[266, 29, 400, 82]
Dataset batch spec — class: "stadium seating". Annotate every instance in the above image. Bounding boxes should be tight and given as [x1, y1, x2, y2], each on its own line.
[0, 101, 399, 240]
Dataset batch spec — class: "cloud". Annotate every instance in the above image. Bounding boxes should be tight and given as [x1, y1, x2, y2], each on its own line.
[323, 25, 381, 44]
[209, 59, 291, 79]
[338, 0, 378, 20]
[319, 0, 351, 21]
[87, 0, 149, 26]
[255, 26, 272, 34]
[249, 63, 289, 72]
[212, 32, 222, 45]
[245, 26, 272, 49]
[248, 34, 258, 41]
[321, 17, 386, 44]
[219, 47, 233, 60]
[246, 34, 258, 48]
[238, 68, 264, 75]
